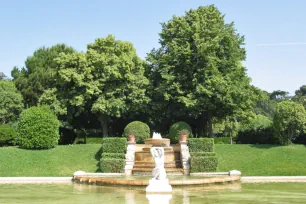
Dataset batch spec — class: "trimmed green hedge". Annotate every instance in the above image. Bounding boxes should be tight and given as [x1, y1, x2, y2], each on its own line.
[190, 156, 218, 172]
[123, 121, 150, 144]
[168, 121, 193, 143]
[188, 138, 214, 152]
[101, 153, 125, 159]
[0, 124, 16, 145]
[101, 138, 126, 153]
[190, 152, 216, 157]
[100, 158, 125, 173]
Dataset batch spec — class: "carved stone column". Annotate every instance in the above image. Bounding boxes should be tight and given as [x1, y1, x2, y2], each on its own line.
[179, 141, 190, 175]
[124, 141, 136, 176]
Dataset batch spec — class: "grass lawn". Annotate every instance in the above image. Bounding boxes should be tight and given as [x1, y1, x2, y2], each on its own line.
[1, 144, 306, 176]
[216, 144, 306, 176]
[0, 144, 102, 176]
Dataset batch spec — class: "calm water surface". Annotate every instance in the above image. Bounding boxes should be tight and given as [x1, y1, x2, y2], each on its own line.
[1, 182, 306, 204]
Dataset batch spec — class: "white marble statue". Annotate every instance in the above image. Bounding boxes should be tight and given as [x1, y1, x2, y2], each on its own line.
[150, 147, 167, 180]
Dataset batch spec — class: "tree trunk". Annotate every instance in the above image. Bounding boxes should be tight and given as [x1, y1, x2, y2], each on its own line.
[207, 111, 213, 137]
[100, 117, 108, 137]
[230, 132, 233, 145]
[198, 115, 206, 137]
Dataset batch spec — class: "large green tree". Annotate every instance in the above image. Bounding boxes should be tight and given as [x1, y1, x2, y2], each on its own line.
[0, 80, 23, 124]
[147, 5, 259, 136]
[273, 101, 306, 145]
[11, 44, 75, 107]
[42, 35, 150, 137]
[293, 85, 306, 109]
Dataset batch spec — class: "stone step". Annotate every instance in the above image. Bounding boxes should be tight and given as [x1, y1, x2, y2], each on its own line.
[132, 168, 184, 176]
[133, 161, 182, 168]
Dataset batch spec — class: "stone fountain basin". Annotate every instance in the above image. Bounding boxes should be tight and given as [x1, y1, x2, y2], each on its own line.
[144, 138, 170, 147]
[74, 175, 240, 186]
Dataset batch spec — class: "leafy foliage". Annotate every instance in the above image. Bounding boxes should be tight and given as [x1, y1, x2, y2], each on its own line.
[101, 137, 126, 153]
[213, 137, 231, 144]
[0, 124, 17, 145]
[11, 44, 75, 106]
[190, 152, 216, 157]
[190, 156, 218, 172]
[100, 158, 125, 173]
[188, 138, 214, 152]
[16, 106, 60, 149]
[101, 152, 125, 159]
[0, 72, 7, 80]
[237, 114, 274, 144]
[0, 81, 23, 124]
[147, 5, 260, 136]
[168, 121, 192, 143]
[53, 35, 150, 136]
[273, 101, 306, 145]
[123, 121, 150, 143]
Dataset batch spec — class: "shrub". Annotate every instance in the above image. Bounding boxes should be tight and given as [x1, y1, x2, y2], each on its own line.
[123, 121, 150, 144]
[101, 137, 126, 153]
[273, 101, 306, 145]
[188, 138, 214, 152]
[0, 124, 16, 145]
[237, 114, 274, 144]
[101, 153, 125, 159]
[168, 121, 193, 143]
[16, 106, 60, 149]
[214, 137, 231, 144]
[190, 152, 216, 157]
[100, 158, 125, 173]
[190, 156, 218, 172]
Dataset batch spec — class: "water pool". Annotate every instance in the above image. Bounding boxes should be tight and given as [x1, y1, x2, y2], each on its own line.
[1, 182, 306, 203]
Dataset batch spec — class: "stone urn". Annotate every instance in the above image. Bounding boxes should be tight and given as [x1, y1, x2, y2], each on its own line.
[179, 129, 189, 142]
[128, 134, 136, 143]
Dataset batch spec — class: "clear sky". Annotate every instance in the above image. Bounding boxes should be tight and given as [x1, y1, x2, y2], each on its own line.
[0, 0, 305, 95]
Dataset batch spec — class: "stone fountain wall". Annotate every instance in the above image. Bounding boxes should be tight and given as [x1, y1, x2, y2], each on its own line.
[125, 142, 190, 175]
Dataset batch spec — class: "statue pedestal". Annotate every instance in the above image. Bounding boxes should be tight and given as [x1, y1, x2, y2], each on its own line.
[146, 179, 172, 193]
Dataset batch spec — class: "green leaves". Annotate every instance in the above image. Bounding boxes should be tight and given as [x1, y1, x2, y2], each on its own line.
[147, 5, 258, 133]
[273, 101, 306, 145]
[0, 81, 23, 124]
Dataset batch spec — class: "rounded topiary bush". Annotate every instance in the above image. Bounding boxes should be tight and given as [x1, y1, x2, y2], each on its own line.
[16, 106, 60, 149]
[123, 121, 150, 143]
[168, 121, 193, 143]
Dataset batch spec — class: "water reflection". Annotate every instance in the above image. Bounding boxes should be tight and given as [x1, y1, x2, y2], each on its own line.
[71, 182, 242, 204]
[2, 182, 306, 204]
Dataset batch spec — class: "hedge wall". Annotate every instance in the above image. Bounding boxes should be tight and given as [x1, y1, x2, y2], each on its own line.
[100, 158, 125, 173]
[190, 152, 216, 157]
[188, 138, 214, 152]
[190, 156, 218, 172]
[101, 152, 125, 159]
[100, 137, 127, 173]
[101, 138, 126, 153]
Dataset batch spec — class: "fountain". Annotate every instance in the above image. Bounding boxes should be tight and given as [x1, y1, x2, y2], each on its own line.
[145, 145, 172, 193]
[73, 132, 241, 188]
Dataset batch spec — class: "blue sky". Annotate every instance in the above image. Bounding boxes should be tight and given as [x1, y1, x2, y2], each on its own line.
[0, 0, 305, 95]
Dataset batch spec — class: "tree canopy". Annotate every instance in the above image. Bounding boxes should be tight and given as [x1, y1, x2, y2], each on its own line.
[147, 5, 260, 136]
[40, 35, 150, 137]
[0, 80, 23, 124]
[273, 101, 306, 145]
[11, 44, 75, 107]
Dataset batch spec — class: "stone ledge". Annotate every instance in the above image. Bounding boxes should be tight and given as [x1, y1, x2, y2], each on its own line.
[241, 176, 306, 183]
